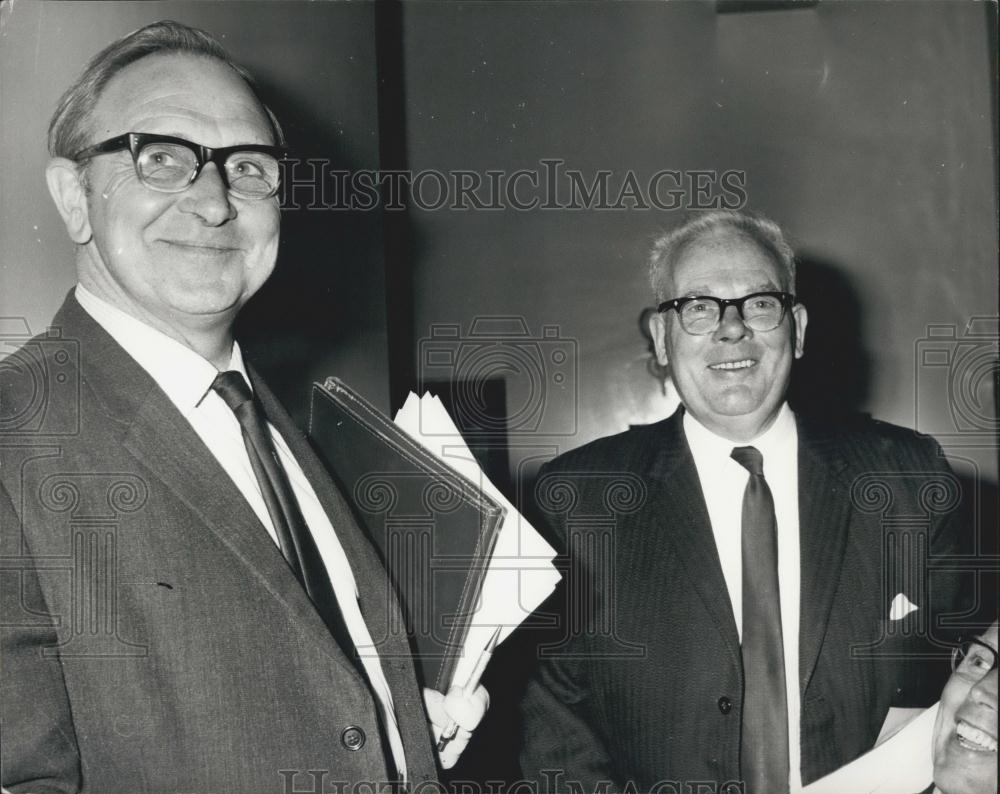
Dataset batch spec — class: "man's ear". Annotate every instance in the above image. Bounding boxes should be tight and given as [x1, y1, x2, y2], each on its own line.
[792, 302, 808, 359]
[45, 158, 92, 244]
[648, 310, 670, 367]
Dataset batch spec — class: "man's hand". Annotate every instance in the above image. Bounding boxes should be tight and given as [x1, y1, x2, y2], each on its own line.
[422, 685, 490, 769]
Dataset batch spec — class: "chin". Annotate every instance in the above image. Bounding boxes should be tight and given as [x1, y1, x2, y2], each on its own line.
[707, 392, 767, 418]
[162, 288, 247, 320]
[934, 770, 996, 794]
[712, 381, 786, 418]
[934, 750, 998, 794]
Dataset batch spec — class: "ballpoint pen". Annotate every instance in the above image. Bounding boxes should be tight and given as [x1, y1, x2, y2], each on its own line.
[436, 626, 502, 752]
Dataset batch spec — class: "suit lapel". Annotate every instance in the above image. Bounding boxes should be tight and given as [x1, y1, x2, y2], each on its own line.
[643, 412, 742, 666]
[123, 396, 358, 657]
[57, 295, 365, 679]
[797, 417, 853, 697]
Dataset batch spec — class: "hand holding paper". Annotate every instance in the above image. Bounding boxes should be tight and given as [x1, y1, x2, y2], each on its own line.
[423, 684, 490, 769]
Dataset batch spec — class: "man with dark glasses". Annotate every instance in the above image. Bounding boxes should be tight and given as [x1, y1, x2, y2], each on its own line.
[520, 210, 967, 793]
[0, 20, 484, 792]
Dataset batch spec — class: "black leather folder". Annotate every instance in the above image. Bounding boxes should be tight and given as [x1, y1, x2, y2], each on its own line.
[308, 377, 505, 692]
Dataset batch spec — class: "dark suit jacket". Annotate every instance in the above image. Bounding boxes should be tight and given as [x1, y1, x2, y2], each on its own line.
[519, 408, 965, 792]
[0, 293, 438, 792]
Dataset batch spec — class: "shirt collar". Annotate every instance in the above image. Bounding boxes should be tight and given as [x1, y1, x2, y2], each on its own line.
[74, 283, 249, 413]
[683, 402, 796, 461]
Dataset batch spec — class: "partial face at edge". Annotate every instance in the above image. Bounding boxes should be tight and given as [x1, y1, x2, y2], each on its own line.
[650, 230, 807, 442]
[65, 53, 280, 338]
[932, 622, 999, 794]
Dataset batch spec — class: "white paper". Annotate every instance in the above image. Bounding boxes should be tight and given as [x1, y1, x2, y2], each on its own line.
[394, 391, 562, 688]
[801, 703, 937, 794]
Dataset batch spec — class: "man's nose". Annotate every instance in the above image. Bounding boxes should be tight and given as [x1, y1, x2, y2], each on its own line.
[713, 303, 749, 342]
[969, 668, 998, 709]
[177, 162, 236, 225]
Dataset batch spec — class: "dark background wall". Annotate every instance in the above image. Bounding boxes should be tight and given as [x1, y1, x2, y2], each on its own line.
[400, 0, 997, 485]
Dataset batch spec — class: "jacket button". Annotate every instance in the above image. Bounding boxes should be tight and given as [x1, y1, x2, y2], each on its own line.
[341, 726, 366, 751]
[717, 696, 732, 714]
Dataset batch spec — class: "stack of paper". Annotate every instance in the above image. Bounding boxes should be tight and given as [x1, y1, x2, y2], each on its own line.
[394, 391, 562, 688]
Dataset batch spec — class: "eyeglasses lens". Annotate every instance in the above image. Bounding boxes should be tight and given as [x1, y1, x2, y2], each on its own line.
[137, 142, 198, 190]
[224, 152, 281, 199]
[679, 294, 785, 335]
[136, 142, 279, 198]
[952, 640, 998, 681]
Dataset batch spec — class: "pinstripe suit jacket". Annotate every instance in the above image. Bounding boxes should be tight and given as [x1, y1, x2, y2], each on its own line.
[519, 408, 965, 792]
[0, 293, 438, 793]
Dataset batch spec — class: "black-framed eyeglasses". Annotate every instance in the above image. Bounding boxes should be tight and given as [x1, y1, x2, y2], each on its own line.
[72, 132, 286, 200]
[657, 292, 796, 336]
[952, 637, 998, 683]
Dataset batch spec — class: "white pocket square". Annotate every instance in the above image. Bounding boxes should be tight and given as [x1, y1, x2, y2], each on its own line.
[889, 593, 918, 620]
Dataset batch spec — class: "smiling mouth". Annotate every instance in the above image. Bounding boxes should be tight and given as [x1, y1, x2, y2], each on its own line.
[955, 720, 998, 753]
[708, 359, 757, 371]
[162, 240, 239, 252]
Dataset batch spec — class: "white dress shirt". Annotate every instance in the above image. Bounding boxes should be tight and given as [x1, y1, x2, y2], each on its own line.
[75, 284, 408, 780]
[684, 405, 803, 792]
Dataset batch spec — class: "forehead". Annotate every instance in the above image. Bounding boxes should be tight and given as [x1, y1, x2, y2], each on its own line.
[670, 229, 785, 296]
[89, 53, 274, 147]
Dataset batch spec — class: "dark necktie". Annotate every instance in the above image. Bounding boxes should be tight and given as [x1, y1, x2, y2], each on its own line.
[731, 445, 790, 794]
[211, 371, 358, 661]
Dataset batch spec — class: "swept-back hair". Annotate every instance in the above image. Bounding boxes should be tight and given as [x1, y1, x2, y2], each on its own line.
[648, 210, 796, 301]
[48, 19, 284, 159]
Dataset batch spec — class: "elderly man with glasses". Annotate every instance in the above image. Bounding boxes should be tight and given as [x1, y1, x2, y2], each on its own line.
[0, 21, 484, 793]
[519, 210, 967, 793]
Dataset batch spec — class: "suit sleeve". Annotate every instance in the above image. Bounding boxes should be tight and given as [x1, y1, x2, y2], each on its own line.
[518, 463, 619, 792]
[519, 627, 619, 791]
[1, 483, 82, 793]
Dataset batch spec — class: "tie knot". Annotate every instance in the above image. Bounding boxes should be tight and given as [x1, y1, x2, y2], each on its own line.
[212, 370, 253, 412]
[730, 445, 765, 476]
